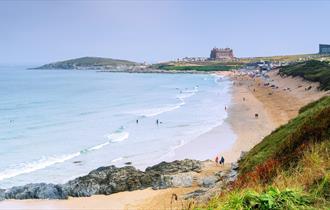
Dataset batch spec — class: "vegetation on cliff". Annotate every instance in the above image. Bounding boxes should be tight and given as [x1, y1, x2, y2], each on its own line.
[155, 64, 239, 72]
[33, 57, 139, 70]
[279, 60, 330, 90]
[197, 96, 330, 209]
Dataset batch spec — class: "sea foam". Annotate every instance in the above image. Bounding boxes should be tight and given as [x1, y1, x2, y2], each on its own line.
[129, 86, 198, 118]
[0, 128, 130, 181]
[0, 153, 80, 181]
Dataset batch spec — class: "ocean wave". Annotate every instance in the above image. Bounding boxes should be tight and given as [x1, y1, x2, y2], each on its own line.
[0, 153, 80, 181]
[212, 74, 226, 84]
[0, 128, 130, 181]
[87, 141, 110, 152]
[132, 104, 184, 118]
[176, 86, 198, 100]
[129, 86, 199, 118]
[106, 127, 129, 143]
[111, 157, 124, 163]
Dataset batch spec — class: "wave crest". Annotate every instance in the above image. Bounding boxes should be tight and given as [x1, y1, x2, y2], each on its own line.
[0, 153, 80, 181]
[0, 128, 130, 181]
[129, 86, 198, 117]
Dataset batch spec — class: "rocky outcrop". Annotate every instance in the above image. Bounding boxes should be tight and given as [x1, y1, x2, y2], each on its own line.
[4, 183, 67, 200]
[1, 159, 203, 200]
[146, 159, 202, 189]
[183, 161, 240, 203]
[145, 159, 202, 174]
[62, 166, 152, 197]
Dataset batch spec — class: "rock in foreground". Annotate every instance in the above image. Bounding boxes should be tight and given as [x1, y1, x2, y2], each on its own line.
[0, 159, 202, 200]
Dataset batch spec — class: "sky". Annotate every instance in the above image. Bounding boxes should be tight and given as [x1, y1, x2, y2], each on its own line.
[1, 0, 330, 64]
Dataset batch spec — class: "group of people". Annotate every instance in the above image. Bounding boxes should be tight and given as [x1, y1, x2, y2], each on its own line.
[136, 119, 161, 125]
[215, 155, 225, 165]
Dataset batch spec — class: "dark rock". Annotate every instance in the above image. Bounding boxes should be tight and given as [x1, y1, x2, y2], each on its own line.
[145, 159, 202, 189]
[231, 162, 239, 171]
[124, 162, 132, 165]
[0, 189, 5, 201]
[4, 183, 67, 200]
[183, 189, 207, 200]
[62, 165, 152, 197]
[198, 176, 218, 188]
[145, 159, 202, 175]
[239, 151, 247, 161]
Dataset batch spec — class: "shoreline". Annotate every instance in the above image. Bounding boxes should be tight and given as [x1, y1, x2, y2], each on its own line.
[1, 69, 328, 209]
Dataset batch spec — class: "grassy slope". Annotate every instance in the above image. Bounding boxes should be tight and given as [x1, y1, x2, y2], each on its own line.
[35, 57, 138, 69]
[279, 60, 330, 90]
[197, 96, 330, 209]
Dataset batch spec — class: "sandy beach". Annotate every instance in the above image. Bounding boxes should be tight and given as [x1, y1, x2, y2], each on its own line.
[222, 69, 328, 162]
[1, 69, 328, 210]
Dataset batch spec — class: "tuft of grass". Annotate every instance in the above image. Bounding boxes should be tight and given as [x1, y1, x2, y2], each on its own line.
[200, 187, 312, 210]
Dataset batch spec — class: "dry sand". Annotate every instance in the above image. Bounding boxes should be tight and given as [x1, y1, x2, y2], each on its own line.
[222, 69, 329, 162]
[1, 69, 328, 210]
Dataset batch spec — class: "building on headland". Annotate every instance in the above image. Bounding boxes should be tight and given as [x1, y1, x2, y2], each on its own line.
[210, 47, 234, 60]
[319, 44, 330, 54]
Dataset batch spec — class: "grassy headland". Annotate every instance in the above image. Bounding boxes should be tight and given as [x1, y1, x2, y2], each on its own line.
[197, 95, 330, 209]
[279, 60, 330, 90]
[33, 57, 139, 70]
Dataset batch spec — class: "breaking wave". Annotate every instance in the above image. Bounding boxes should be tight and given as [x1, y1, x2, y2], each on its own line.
[130, 86, 199, 118]
[0, 128, 129, 181]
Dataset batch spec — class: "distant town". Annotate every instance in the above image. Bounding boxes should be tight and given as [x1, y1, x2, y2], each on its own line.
[33, 44, 330, 73]
[172, 44, 330, 72]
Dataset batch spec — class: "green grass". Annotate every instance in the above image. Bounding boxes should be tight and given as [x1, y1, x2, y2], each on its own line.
[196, 97, 330, 210]
[203, 187, 312, 210]
[279, 60, 330, 90]
[156, 64, 238, 71]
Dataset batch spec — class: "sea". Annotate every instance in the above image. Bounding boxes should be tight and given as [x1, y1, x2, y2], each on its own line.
[0, 66, 235, 188]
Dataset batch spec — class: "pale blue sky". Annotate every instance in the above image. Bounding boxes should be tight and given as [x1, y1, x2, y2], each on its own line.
[1, 0, 329, 64]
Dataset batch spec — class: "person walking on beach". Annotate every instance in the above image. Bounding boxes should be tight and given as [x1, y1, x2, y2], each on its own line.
[156, 119, 159, 125]
[220, 156, 225, 166]
[136, 119, 139, 124]
[215, 156, 219, 165]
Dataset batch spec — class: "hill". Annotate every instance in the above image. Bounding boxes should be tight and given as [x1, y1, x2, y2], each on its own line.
[32, 57, 140, 70]
[198, 96, 330, 209]
[279, 60, 330, 90]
